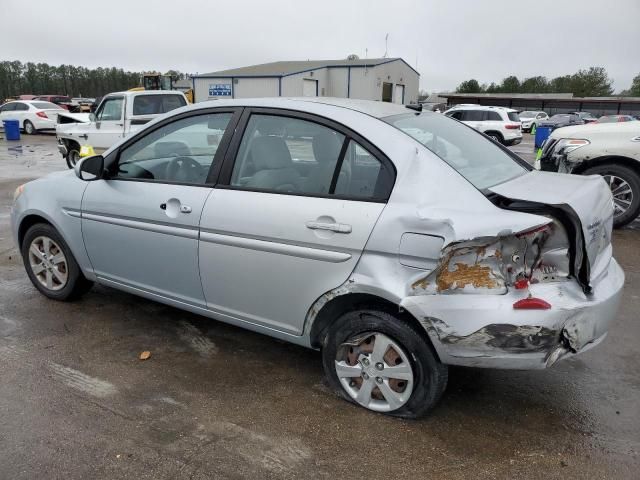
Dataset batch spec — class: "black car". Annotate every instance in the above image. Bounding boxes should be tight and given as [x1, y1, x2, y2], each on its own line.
[538, 113, 585, 129]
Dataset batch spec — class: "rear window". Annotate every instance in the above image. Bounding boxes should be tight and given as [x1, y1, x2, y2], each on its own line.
[31, 102, 62, 110]
[383, 112, 528, 190]
[132, 94, 187, 116]
[507, 112, 520, 122]
[54, 97, 71, 103]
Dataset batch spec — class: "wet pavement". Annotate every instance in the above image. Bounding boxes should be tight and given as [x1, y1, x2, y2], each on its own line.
[0, 133, 638, 479]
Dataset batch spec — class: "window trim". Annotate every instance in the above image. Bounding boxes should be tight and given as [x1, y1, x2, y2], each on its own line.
[106, 107, 243, 187]
[95, 95, 125, 123]
[216, 107, 396, 203]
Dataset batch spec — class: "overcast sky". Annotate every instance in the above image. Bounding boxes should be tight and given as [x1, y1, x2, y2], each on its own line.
[1, 0, 638, 92]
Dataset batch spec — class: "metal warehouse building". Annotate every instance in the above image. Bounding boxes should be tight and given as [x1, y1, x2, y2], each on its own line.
[441, 93, 640, 117]
[192, 57, 419, 104]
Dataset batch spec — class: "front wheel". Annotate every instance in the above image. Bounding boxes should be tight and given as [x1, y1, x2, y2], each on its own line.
[583, 164, 640, 228]
[21, 223, 93, 300]
[322, 309, 448, 418]
[66, 143, 81, 169]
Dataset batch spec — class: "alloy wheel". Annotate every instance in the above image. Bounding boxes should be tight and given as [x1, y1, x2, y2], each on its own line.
[334, 332, 414, 412]
[28, 236, 68, 291]
[604, 174, 633, 218]
[24, 121, 34, 134]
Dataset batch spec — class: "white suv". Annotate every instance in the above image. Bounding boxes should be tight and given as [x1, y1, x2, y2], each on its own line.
[445, 105, 522, 145]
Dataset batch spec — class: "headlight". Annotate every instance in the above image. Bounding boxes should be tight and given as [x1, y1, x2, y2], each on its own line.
[13, 184, 25, 202]
[554, 138, 590, 155]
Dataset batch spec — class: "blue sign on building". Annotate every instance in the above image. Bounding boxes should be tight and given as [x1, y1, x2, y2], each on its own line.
[209, 84, 232, 96]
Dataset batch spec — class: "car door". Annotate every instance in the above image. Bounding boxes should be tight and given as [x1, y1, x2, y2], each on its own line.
[85, 95, 126, 152]
[462, 109, 485, 131]
[81, 108, 239, 306]
[198, 110, 395, 335]
[0, 102, 17, 122]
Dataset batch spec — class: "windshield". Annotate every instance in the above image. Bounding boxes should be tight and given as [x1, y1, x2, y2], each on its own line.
[383, 112, 528, 190]
[519, 111, 536, 118]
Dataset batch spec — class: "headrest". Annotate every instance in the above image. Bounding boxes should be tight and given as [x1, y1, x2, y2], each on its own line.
[154, 141, 191, 158]
[312, 132, 343, 165]
[250, 136, 292, 170]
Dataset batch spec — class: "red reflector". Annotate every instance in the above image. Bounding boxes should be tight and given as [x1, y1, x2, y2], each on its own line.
[514, 279, 529, 290]
[513, 298, 551, 310]
[36, 111, 48, 119]
[505, 124, 520, 129]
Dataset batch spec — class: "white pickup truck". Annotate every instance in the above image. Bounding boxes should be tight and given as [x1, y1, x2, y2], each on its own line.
[56, 90, 187, 168]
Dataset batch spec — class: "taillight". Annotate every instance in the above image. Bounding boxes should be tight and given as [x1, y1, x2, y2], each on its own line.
[36, 111, 48, 119]
[505, 124, 520, 129]
[513, 297, 551, 310]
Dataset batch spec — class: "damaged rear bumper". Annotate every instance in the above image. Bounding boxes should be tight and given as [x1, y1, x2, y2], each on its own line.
[400, 258, 624, 369]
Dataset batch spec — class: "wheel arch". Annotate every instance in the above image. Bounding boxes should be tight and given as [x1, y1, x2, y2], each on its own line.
[307, 291, 440, 360]
[18, 214, 53, 248]
[484, 130, 504, 141]
[571, 154, 640, 176]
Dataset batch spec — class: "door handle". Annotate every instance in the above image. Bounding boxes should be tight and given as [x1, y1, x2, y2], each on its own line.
[305, 221, 352, 233]
[78, 134, 88, 139]
[180, 205, 192, 214]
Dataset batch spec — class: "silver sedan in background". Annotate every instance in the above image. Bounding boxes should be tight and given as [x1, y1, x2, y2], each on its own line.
[11, 98, 624, 418]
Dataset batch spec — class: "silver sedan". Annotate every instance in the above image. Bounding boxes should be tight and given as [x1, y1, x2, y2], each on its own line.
[11, 98, 624, 418]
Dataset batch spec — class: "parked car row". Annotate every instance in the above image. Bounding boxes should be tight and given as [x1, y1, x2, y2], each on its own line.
[444, 105, 523, 145]
[0, 100, 65, 134]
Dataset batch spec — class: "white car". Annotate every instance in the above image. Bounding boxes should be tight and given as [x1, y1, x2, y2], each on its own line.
[445, 105, 522, 145]
[518, 111, 549, 133]
[0, 100, 65, 134]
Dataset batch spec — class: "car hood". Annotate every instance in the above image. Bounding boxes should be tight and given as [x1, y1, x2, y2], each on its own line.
[550, 121, 640, 139]
[489, 170, 613, 289]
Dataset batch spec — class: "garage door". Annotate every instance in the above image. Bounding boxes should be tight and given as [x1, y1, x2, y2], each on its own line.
[303, 79, 317, 97]
[394, 84, 405, 104]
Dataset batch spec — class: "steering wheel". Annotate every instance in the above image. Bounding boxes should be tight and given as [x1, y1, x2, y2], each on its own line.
[165, 156, 204, 183]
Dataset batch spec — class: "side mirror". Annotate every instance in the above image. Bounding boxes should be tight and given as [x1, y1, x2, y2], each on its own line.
[75, 155, 104, 181]
[89, 113, 96, 122]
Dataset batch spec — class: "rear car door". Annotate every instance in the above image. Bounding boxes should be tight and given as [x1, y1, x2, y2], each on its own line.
[81, 108, 239, 306]
[85, 95, 126, 152]
[198, 110, 395, 334]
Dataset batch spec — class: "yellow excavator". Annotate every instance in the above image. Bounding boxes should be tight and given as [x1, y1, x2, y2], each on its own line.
[129, 72, 193, 103]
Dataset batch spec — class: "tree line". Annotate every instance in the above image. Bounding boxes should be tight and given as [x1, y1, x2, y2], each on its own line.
[0, 60, 191, 100]
[456, 67, 640, 97]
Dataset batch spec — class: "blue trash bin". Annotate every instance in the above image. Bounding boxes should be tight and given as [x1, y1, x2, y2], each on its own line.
[534, 125, 552, 149]
[2, 119, 21, 141]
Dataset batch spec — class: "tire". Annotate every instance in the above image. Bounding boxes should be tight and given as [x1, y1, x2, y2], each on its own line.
[582, 164, 640, 228]
[486, 132, 503, 144]
[66, 142, 81, 169]
[21, 223, 93, 301]
[322, 309, 448, 419]
[23, 120, 35, 135]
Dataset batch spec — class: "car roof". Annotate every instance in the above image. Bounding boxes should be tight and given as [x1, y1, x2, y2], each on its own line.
[447, 105, 517, 112]
[173, 97, 411, 119]
[104, 90, 187, 98]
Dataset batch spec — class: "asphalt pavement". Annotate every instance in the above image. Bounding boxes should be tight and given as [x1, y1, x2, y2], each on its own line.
[0, 133, 638, 479]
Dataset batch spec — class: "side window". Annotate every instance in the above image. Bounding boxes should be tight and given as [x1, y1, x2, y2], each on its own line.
[115, 112, 232, 184]
[537, 113, 546, 119]
[14, 103, 29, 111]
[462, 110, 485, 121]
[486, 111, 501, 121]
[230, 114, 345, 194]
[448, 111, 463, 120]
[132, 94, 186, 116]
[336, 140, 393, 200]
[1, 103, 16, 112]
[96, 97, 123, 122]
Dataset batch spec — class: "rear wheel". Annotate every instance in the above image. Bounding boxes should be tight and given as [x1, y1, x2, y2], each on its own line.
[322, 309, 448, 418]
[583, 163, 640, 228]
[23, 120, 35, 135]
[21, 223, 93, 300]
[486, 132, 503, 144]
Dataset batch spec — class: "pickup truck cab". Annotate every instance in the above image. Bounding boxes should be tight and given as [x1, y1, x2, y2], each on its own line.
[57, 90, 187, 168]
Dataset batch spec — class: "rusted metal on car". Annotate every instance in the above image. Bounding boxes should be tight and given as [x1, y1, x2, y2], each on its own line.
[411, 221, 570, 296]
